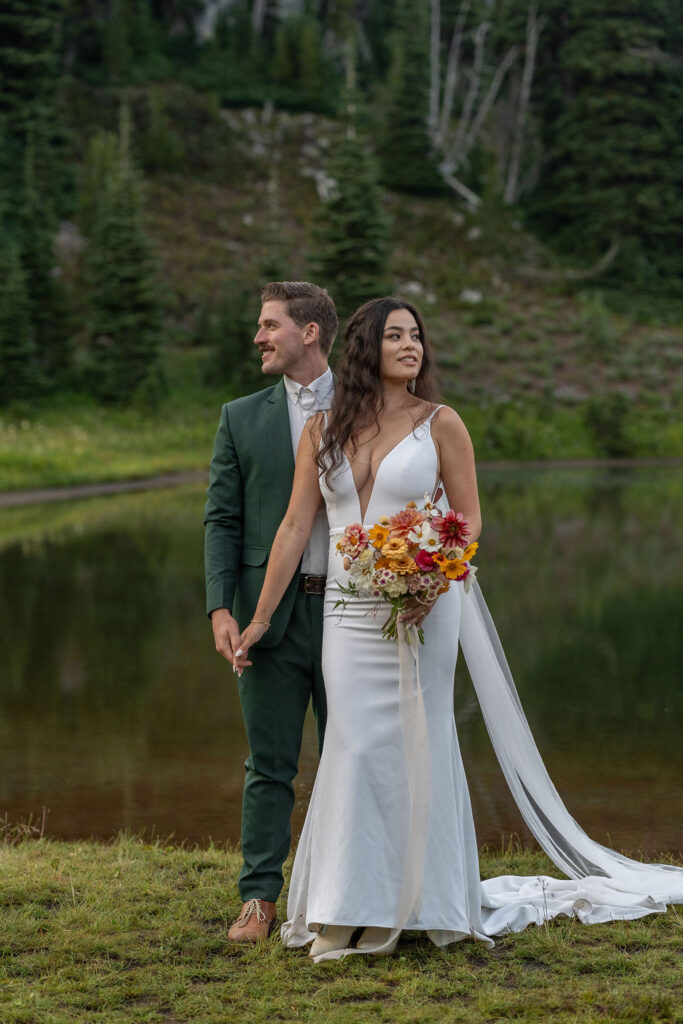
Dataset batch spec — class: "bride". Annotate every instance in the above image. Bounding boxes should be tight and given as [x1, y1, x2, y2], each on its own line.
[235, 297, 683, 963]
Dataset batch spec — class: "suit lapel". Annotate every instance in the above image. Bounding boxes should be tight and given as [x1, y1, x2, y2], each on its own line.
[263, 379, 295, 483]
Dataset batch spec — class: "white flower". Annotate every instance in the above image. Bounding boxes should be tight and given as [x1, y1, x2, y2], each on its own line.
[384, 577, 408, 598]
[408, 522, 441, 551]
[349, 560, 374, 594]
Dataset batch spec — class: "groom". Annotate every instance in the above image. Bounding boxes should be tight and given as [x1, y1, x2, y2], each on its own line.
[204, 281, 338, 941]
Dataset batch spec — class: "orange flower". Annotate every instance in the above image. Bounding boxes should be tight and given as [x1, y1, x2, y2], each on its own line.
[386, 555, 418, 575]
[387, 507, 426, 538]
[368, 523, 390, 549]
[433, 551, 468, 580]
[381, 536, 408, 559]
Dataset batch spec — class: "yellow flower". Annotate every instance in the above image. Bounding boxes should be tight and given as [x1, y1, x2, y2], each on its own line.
[463, 542, 479, 561]
[381, 536, 408, 559]
[368, 523, 390, 549]
[385, 555, 418, 575]
[433, 551, 468, 580]
[379, 515, 390, 525]
[443, 558, 468, 580]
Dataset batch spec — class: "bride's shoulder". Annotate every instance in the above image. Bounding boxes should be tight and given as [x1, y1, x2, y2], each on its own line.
[429, 404, 473, 442]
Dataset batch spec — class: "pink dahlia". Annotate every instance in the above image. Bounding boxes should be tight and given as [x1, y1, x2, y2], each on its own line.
[432, 510, 470, 548]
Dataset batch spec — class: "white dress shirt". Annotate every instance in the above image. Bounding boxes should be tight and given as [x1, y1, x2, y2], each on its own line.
[283, 368, 334, 575]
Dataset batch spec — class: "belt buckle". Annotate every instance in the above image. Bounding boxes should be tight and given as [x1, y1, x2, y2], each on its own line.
[301, 574, 324, 595]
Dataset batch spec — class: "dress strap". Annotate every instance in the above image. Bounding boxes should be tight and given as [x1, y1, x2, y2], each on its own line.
[425, 404, 444, 426]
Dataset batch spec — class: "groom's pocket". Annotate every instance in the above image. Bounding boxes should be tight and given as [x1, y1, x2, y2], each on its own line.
[241, 545, 268, 567]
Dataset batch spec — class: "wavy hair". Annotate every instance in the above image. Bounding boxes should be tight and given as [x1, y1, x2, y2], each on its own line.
[317, 297, 439, 485]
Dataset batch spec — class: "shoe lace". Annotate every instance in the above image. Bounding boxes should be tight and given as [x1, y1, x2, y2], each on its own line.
[236, 899, 267, 926]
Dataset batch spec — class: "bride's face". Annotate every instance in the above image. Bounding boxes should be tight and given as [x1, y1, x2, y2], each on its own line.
[379, 308, 423, 386]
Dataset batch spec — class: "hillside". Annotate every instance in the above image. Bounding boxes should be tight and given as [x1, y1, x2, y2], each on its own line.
[144, 103, 682, 459]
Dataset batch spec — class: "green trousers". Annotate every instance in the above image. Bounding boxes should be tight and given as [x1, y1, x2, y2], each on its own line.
[236, 590, 326, 903]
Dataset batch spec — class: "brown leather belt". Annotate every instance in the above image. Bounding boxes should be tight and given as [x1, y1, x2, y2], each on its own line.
[298, 573, 327, 595]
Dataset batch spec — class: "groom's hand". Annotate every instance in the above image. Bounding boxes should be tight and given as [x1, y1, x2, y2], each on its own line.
[211, 608, 250, 668]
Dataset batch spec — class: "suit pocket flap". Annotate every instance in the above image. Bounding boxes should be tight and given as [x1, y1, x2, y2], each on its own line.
[241, 544, 268, 567]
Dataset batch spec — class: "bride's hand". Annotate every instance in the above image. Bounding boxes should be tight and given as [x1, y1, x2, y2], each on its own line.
[398, 596, 436, 629]
[232, 620, 269, 675]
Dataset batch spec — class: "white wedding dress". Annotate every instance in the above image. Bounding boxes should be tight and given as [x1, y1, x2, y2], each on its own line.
[281, 408, 683, 962]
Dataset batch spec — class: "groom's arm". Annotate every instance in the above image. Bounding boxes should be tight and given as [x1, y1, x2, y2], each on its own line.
[204, 404, 244, 661]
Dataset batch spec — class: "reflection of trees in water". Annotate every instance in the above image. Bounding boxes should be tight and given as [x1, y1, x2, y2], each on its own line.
[0, 529, 166, 716]
[456, 467, 682, 749]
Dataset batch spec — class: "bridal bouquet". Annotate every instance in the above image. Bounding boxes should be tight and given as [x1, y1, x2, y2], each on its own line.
[334, 497, 478, 643]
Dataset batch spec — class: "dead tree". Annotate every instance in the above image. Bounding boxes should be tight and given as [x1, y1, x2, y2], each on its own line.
[429, 0, 544, 210]
[503, 1, 546, 205]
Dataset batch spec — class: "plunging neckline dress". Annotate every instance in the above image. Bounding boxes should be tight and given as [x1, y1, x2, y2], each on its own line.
[280, 408, 683, 961]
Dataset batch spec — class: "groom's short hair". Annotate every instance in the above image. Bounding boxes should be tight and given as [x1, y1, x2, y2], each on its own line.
[261, 281, 338, 355]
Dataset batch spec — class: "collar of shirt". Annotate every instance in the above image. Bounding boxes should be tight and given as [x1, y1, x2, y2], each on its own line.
[283, 368, 334, 410]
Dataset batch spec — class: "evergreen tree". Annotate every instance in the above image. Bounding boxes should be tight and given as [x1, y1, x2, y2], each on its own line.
[312, 117, 391, 321]
[202, 279, 266, 395]
[0, 0, 66, 137]
[0, 247, 41, 405]
[0, 0, 68, 205]
[20, 128, 70, 385]
[85, 113, 163, 403]
[376, 0, 443, 194]
[526, 0, 683, 291]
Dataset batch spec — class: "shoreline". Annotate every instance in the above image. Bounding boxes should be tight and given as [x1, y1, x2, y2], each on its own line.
[2, 457, 681, 510]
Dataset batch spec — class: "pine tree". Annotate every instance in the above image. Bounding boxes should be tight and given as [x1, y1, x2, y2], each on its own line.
[20, 127, 70, 385]
[0, 0, 65, 136]
[0, 0, 68, 204]
[312, 117, 391, 321]
[85, 113, 163, 403]
[203, 279, 265, 395]
[0, 247, 41, 404]
[525, 0, 683, 291]
[376, 0, 443, 194]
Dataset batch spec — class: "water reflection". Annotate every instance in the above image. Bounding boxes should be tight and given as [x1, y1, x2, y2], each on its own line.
[0, 468, 681, 856]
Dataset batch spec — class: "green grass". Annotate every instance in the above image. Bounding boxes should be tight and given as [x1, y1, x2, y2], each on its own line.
[1, 348, 680, 495]
[0, 836, 680, 1023]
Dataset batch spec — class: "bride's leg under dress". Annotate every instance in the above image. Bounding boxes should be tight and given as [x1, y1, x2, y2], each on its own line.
[282, 584, 488, 958]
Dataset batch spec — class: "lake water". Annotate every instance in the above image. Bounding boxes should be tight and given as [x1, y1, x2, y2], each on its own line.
[0, 466, 681, 857]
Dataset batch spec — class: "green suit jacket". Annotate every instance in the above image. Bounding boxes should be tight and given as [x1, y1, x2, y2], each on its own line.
[204, 379, 304, 649]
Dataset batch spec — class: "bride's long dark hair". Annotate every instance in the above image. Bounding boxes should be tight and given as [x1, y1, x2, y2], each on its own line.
[317, 297, 439, 485]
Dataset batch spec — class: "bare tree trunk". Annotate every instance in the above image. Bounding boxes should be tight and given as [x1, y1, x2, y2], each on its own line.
[441, 170, 482, 209]
[444, 21, 489, 172]
[503, 1, 545, 205]
[515, 239, 620, 281]
[429, 0, 441, 140]
[437, 0, 470, 149]
[252, 0, 267, 36]
[461, 43, 518, 159]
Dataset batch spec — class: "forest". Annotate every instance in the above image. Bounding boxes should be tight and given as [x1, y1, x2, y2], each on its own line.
[0, 0, 681, 472]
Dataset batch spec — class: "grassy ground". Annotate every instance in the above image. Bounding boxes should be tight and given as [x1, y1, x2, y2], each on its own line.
[0, 836, 680, 1024]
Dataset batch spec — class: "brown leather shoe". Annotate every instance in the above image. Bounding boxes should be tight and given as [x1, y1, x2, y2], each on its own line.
[227, 899, 278, 942]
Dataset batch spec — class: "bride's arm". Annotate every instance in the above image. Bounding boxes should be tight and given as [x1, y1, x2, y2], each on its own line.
[234, 418, 323, 670]
[431, 406, 481, 541]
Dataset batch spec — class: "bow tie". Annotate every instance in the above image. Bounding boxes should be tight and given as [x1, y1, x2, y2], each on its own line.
[295, 387, 317, 411]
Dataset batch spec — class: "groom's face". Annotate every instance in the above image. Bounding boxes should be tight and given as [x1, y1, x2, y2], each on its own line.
[254, 300, 311, 377]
